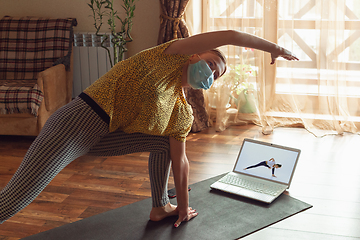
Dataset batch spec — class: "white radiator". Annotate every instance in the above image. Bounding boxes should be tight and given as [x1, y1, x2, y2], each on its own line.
[72, 33, 114, 98]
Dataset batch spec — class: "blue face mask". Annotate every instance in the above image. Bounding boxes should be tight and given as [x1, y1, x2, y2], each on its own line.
[187, 59, 214, 90]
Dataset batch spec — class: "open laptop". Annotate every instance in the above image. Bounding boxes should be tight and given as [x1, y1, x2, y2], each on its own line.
[210, 138, 301, 203]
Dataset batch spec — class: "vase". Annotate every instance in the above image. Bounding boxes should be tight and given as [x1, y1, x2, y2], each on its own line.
[231, 89, 258, 113]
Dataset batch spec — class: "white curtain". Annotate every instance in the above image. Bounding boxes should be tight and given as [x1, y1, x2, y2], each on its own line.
[186, 0, 360, 136]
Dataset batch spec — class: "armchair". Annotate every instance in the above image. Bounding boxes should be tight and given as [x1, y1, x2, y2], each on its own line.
[0, 16, 77, 136]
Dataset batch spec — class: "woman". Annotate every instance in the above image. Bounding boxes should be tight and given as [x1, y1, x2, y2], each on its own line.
[0, 30, 298, 228]
[244, 158, 282, 177]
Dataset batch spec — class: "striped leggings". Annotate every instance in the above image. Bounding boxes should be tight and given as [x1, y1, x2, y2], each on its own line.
[0, 97, 171, 223]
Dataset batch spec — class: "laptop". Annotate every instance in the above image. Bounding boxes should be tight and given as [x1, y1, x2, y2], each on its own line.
[210, 138, 301, 203]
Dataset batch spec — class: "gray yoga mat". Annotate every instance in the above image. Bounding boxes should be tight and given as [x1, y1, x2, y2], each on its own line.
[22, 174, 312, 240]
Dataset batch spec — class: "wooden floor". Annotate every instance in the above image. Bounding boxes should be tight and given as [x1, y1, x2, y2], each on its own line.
[0, 124, 360, 240]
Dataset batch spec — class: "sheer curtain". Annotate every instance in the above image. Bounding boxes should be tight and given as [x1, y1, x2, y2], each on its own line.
[186, 0, 271, 132]
[186, 0, 360, 136]
[270, 0, 360, 135]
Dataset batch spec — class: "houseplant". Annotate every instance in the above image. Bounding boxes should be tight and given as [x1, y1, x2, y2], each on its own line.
[88, 0, 137, 67]
[224, 64, 256, 94]
[223, 64, 258, 113]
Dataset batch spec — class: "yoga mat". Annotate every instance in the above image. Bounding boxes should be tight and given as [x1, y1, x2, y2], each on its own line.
[22, 174, 312, 240]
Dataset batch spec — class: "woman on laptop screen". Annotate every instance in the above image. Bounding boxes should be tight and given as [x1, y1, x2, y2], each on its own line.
[244, 158, 282, 177]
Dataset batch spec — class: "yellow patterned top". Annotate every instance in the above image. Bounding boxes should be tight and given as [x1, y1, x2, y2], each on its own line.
[84, 40, 193, 142]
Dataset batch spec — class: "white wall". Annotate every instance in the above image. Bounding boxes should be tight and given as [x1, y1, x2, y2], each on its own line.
[0, 0, 160, 57]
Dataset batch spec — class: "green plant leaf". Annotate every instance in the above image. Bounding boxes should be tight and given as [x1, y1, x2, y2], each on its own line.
[88, 0, 137, 66]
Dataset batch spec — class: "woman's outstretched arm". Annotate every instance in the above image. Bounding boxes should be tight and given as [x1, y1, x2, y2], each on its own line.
[169, 136, 198, 227]
[164, 30, 298, 64]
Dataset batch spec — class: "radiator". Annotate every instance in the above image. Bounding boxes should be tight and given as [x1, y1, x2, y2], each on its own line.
[72, 33, 114, 98]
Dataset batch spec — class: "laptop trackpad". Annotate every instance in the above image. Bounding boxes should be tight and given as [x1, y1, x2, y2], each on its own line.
[211, 182, 240, 194]
[225, 185, 241, 193]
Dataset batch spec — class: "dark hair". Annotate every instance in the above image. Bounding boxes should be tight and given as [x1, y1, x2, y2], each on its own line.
[276, 164, 282, 168]
[208, 49, 227, 77]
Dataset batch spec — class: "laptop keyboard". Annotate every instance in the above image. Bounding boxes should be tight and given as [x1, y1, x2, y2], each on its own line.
[218, 174, 284, 196]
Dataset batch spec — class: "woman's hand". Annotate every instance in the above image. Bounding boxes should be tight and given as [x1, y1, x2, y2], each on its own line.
[270, 46, 299, 64]
[174, 206, 198, 228]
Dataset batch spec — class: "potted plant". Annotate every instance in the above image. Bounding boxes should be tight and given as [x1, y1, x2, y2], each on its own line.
[88, 0, 137, 67]
[223, 64, 258, 113]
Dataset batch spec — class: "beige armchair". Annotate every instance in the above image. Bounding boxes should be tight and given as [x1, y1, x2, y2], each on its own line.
[0, 16, 77, 136]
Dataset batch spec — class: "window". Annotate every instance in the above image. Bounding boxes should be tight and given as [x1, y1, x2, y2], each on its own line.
[203, 0, 360, 120]
[276, 0, 360, 98]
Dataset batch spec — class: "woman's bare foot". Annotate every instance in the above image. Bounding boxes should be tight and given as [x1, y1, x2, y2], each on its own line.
[149, 203, 178, 221]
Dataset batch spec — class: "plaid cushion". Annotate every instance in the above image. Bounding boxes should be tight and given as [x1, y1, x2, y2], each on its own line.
[0, 84, 44, 116]
[0, 16, 77, 80]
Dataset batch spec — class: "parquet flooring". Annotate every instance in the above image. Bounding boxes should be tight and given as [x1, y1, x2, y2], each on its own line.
[0, 125, 360, 239]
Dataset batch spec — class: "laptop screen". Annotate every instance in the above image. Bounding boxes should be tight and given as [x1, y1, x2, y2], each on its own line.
[233, 139, 301, 185]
